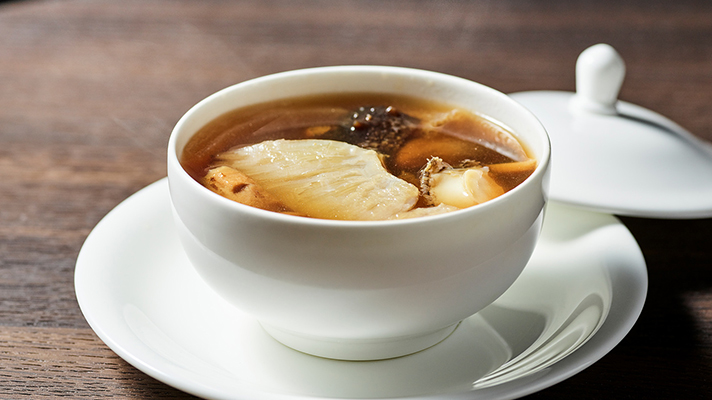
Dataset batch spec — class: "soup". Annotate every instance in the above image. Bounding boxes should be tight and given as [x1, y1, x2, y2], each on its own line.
[180, 93, 536, 221]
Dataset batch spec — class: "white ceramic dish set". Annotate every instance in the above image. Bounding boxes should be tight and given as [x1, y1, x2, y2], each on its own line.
[75, 44, 712, 399]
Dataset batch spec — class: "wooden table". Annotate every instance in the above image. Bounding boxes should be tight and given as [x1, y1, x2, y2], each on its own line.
[1, 0, 711, 398]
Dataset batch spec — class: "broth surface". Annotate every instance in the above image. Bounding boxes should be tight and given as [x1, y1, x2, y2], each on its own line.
[181, 93, 536, 220]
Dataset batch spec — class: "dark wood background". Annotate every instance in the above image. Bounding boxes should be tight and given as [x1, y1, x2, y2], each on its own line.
[1, 0, 711, 398]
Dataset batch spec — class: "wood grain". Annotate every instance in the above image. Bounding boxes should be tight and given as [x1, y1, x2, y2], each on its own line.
[0, 327, 193, 398]
[0, 0, 711, 398]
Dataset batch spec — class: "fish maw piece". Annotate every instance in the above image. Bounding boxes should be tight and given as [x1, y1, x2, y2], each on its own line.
[214, 139, 420, 221]
[421, 158, 504, 208]
[202, 166, 291, 213]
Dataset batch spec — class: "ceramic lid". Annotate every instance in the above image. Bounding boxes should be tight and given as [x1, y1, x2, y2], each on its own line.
[510, 43, 712, 219]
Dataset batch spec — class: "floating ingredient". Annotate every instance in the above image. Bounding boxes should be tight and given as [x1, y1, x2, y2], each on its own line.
[420, 157, 505, 208]
[201, 166, 292, 214]
[211, 139, 420, 220]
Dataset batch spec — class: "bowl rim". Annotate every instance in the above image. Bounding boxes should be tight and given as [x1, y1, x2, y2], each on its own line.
[167, 65, 551, 227]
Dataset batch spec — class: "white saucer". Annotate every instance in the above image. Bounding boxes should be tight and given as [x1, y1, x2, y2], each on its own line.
[75, 179, 647, 400]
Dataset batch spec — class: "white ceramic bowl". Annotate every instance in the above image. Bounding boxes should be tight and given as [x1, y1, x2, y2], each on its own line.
[167, 66, 550, 360]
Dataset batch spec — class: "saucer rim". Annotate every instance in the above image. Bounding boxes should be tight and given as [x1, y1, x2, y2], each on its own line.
[75, 179, 648, 400]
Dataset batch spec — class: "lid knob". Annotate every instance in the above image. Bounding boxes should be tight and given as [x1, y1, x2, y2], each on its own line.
[571, 43, 626, 115]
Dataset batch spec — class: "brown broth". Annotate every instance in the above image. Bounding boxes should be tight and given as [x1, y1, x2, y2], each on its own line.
[181, 93, 536, 215]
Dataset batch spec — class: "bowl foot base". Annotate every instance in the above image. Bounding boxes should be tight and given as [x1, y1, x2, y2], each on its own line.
[260, 323, 460, 361]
